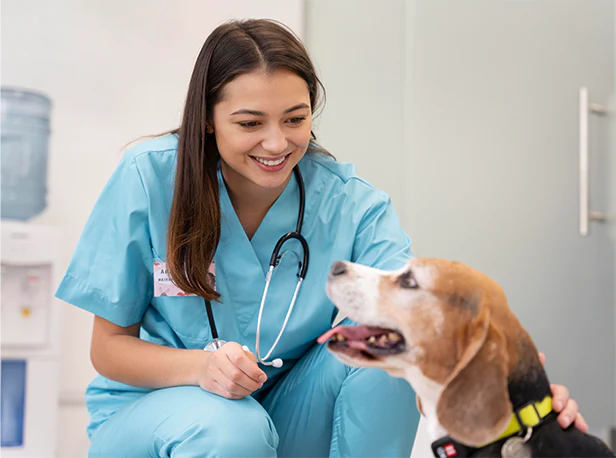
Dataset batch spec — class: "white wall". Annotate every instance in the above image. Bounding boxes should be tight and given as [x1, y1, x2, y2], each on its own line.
[2, 2, 304, 456]
[306, 0, 406, 215]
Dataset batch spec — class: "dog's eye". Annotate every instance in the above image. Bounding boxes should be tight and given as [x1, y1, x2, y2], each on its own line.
[399, 271, 418, 289]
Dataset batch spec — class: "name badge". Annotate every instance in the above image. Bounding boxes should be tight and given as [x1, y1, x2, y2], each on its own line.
[153, 260, 215, 297]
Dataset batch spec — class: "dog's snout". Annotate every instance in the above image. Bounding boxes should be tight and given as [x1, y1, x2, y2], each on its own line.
[330, 261, 347, 277]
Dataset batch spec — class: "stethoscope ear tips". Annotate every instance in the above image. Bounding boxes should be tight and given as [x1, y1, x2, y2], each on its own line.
[272, 358, 283, 368]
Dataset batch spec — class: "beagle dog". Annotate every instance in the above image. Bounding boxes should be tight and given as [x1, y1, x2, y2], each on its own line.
[319, 258, 614, 458]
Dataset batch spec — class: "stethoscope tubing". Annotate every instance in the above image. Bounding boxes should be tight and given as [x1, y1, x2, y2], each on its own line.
[205, 166, 309, 368]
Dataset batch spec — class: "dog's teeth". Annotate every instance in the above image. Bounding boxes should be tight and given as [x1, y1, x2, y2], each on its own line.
[368, 336, 377, 344]
[388, 332, 401, 342]
[379, 335, 388, 344]
[333, 334, 346, 342]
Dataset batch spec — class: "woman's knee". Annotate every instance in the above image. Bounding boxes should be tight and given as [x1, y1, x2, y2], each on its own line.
[337, 367, 419, 436]
[159, 387, 278, 457]
[209, 396, 279, 457]
[90, 386, 278, 458]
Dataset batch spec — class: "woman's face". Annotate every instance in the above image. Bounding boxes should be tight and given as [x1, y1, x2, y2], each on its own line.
[211, 68, 313, 193]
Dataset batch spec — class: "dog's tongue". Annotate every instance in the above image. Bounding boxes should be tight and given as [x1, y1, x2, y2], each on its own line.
[317, 325, 389, 344]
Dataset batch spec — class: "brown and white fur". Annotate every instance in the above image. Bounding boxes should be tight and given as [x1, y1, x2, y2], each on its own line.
[321, 258, 614, 457]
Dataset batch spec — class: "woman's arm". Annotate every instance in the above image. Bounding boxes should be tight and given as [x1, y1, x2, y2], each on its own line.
[90, 316, 267, 398]
[90, 315, 207, 389]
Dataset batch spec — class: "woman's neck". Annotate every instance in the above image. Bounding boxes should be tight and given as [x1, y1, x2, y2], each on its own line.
[221, 165, 292, 239]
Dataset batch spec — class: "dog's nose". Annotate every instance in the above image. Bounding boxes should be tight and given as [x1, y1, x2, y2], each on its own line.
[330, 261, 347, 277]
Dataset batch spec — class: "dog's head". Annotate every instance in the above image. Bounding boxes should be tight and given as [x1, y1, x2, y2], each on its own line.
[321, 258, 539, 447]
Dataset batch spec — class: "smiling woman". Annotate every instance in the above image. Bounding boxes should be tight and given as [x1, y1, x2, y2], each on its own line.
[55, 18, 421, 458]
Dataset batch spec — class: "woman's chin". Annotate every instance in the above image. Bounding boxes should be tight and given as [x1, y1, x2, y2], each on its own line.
[251, 175, 291, 191]
[249, 164, 295, 189]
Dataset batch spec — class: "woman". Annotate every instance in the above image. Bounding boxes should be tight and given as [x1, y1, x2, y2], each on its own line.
[56, 19, 585, 458]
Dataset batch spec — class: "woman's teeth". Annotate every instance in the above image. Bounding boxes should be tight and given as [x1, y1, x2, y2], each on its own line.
[253, 155, 286, 166]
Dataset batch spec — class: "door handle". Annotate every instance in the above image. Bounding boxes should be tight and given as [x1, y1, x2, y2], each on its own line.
[579, 87, 608, 236]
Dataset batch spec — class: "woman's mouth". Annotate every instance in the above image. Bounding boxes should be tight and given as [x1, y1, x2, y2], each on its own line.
[251, 153, 290, 172]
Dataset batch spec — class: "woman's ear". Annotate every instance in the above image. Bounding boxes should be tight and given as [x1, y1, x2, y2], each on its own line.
[436, 305, 512, 447]
[205, 123, 214, 134]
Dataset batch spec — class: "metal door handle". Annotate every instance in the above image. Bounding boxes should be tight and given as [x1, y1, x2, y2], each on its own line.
[579, 87, 608, 236]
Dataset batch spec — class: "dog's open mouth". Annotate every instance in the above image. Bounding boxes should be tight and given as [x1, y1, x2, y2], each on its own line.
[317, 325, 406, 360]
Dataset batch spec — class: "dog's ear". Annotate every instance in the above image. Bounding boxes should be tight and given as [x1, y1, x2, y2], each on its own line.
[436, 304, 511, 447]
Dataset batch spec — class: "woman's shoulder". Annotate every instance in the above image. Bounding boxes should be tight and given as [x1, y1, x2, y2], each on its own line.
[302, 152, 388, 200]
[303, 152, 374, 189]
[121, 133, 179, 166]
[110, 134, 178, 201]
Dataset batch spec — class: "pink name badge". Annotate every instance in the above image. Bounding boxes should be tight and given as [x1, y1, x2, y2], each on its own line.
[153, 261, 215, 297]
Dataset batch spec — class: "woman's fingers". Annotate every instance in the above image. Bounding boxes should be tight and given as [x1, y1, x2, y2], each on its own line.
[211, 378, 244, 400]
[574, 413, 589, 433]
[225, 344, 267, 383]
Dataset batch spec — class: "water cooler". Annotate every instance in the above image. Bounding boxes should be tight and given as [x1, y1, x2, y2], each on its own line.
[1, 87, 61, 457]
[1, 222, 61, 458]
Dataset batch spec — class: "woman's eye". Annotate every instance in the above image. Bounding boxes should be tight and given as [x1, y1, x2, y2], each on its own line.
[399, 271, 418, 289]
[239, 121, 260, 128]
[287, 117, 306, 125]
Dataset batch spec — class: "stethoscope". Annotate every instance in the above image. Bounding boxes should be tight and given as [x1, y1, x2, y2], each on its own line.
[204, 166, 309, 369]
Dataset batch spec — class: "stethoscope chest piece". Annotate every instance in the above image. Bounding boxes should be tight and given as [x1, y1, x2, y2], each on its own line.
[204, 339, 227, 352]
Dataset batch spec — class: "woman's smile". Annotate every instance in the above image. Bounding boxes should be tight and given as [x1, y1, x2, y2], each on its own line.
[250, 153, 292, 172]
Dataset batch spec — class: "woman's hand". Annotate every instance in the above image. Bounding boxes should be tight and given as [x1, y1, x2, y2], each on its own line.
[198, 342, 267, 399]
[539, 352, 588, 432]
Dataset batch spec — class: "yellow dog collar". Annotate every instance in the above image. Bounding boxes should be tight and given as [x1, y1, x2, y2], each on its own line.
[431, 396, 553, 458]
[486, 395, 553, 446]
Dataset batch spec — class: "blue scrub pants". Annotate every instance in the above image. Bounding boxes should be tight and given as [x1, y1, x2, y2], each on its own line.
[88, 341, 419, 457]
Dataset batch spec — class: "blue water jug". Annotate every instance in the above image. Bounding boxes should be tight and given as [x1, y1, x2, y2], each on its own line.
[1, 87, 52, 221]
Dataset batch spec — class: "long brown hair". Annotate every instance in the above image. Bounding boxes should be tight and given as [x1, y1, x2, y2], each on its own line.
[167, 19, 327, 302]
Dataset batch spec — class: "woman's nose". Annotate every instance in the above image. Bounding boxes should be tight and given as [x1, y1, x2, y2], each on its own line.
[261, 126, 288, 154]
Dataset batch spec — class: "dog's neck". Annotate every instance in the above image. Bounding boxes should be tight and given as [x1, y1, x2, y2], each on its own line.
[403, 366, 448, 439]
[507, 339, 552, 411]
[406, 351, 552, 444]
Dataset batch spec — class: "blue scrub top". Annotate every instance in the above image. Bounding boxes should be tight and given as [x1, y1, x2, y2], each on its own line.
[56, 134, 412, 434]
